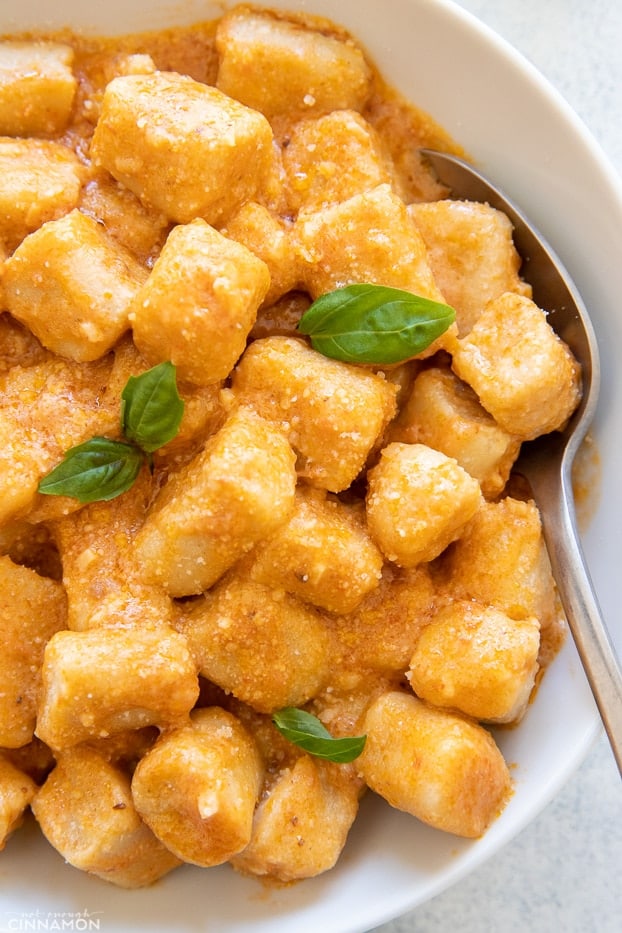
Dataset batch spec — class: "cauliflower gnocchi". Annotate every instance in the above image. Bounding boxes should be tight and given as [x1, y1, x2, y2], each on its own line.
[0, 3, 580, 891]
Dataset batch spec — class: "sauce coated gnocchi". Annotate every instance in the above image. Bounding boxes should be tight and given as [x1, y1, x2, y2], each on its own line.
[0, 4, 580, 887]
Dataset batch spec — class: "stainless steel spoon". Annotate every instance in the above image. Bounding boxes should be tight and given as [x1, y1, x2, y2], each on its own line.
[422, 148, 622, 776]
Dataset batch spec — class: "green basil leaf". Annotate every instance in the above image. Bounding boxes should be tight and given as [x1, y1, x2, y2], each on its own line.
[272, 707, 366, 764]
[38, 437, 144, 503]
[121, 361, 185, 453]
[298, 283, 456, 364]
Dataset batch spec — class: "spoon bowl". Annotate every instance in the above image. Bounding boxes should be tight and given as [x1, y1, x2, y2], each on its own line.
[422, 149, 622, 775]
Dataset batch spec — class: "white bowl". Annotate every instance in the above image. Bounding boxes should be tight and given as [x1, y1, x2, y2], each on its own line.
[2, 1, 621, 931]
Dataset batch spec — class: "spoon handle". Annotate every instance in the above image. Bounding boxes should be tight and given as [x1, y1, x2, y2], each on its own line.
[532, 457, 622, 776]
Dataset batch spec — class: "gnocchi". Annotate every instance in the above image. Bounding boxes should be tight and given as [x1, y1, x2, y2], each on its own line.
[0, 3, 580, 891]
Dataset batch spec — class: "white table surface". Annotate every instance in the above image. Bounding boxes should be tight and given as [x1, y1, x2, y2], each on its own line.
[375, 2, 622, 931]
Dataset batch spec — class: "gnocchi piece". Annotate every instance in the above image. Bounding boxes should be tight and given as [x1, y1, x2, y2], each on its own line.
[390, 366, 522, 498]
[215, 7, 372, 120]
[0, 355, 115, 525]
[366, 442, 482, 567]
[4, 209, 148, 362]
[53, 471, 175, 632]
[79, 173, 169, 265]
[358, 691, 511, 837]
[438, 497, 558, 629]
[408, 600, 541, 723]
[408, 199, 531, 335]
[177, 571, 330, 713]
[231, 754, 361, 882]
[129, 218, 270, 385]
[0, 138, 83, 251]
[0, 555, 67, 748]
[248, 488, 384, 614]
[223, 201, 301, 307]
[131, 707, 263, 867]
[0, 754, 37, 851]
[32, 746, 181, 887]
[134, 406, 297, 596]
[296, 184, 448, 316]
[452, 291, 582, 439]
[100, 52, 156, 81]
[91, 71, 274, 226]
[333, 564, 436, 677]
[35, 627, 199, 750]
[0, 41, 77, 137]
[281, 110, 394, 214]
[231, 336, 397, 492]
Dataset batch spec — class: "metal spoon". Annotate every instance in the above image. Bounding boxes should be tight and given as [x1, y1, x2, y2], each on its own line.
[421, 148, 622, 776]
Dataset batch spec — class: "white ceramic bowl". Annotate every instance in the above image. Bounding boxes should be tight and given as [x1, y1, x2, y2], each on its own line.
[2, 2, 621, 931]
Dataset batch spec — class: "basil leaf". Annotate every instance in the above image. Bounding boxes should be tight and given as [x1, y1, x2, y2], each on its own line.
[38, 437, 144, 503]
[298, 283, 456, 364]
[121, 361, 185, 453]
[272, 707, 366, 764]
